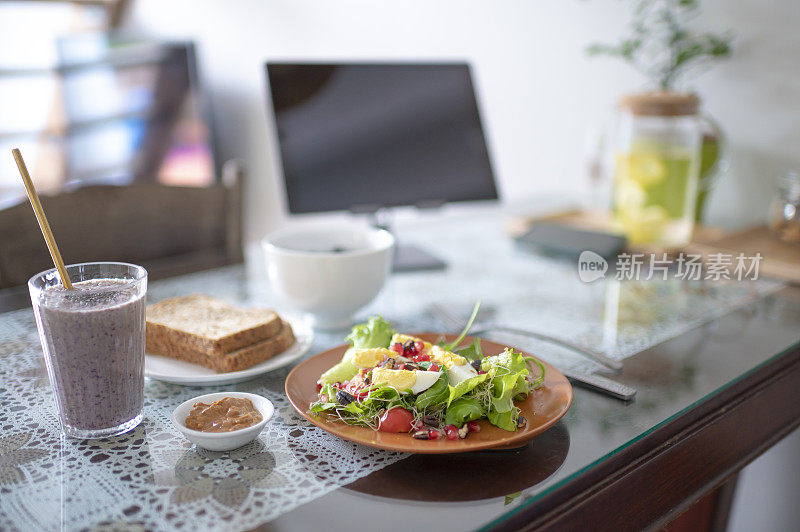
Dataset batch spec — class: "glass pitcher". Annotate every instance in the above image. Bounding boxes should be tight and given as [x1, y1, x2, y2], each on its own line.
[612, 93, 702, 247]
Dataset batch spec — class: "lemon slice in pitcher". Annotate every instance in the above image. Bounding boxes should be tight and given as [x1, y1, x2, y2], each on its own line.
[617, 152, 667, 186]
[614, 179, 646, 210]
[624, 205, 669, 244]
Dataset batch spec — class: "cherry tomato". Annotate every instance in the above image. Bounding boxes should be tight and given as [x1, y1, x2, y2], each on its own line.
[378, 407, 414, 433]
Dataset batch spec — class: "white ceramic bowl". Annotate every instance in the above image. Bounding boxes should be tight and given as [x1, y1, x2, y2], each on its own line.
[171, 392, 274, 451]
[262, 222, 395, 330]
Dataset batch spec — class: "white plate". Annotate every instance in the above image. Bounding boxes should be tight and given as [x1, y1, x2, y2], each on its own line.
[145, 318, 314, 385]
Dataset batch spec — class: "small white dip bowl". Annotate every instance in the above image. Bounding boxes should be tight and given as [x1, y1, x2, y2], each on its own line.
[171, 392, 274, 451]
[262, 222, 395, 330]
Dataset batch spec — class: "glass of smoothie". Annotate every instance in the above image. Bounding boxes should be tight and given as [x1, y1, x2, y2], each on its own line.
[28, 262, 147, 438]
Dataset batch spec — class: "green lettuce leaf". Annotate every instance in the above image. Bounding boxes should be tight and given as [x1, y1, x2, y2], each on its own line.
[363, 386, 402, 403]
[490, 373, 520, 413]
[481, 348, 529, 375]
[448, 373, 490, 405]
[482, 348, 544, 400]
[487, 407, 517, 431]
[513, 376, 531, 398]
[318, 360, 360, 385]
[444, 397, 485, 426]
[345, 315, 395, 352]
[414, 373, 449, 410]
[309, 402, 337, 413]
[309, 383, 341, 412]
[342, 401, 364, 415]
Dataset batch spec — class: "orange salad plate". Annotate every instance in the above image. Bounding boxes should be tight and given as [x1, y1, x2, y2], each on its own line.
[285, 333, 573, 454]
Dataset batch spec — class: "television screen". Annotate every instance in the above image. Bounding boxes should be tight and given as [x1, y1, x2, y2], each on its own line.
[266, 63, 497, 214]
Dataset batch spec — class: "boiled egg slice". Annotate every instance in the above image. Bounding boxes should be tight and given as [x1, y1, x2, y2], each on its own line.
[351, 347, 394, 369]
[446, 364, 479, 387]
[429, 345, 478, 386]
[371, 367, 440, 394]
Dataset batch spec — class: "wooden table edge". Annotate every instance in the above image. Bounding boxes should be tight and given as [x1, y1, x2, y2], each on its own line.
[485, 341, 800, 531]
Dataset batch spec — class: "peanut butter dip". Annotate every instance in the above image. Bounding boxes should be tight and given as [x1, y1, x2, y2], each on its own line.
[184, 397, 263, 432]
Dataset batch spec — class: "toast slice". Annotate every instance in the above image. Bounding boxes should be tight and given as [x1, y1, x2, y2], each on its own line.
[214, 321, 296, 372]
[149, 320, 296, 373]
[146, 295, 283, 357]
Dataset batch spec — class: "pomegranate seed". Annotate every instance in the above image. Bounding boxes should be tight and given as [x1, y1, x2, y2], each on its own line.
[403, 341, 417, 356]
[444, 424, 457, 432]
[416, 353, 430, 362]
[316, 383, 322, 391]
[428, 429, 442, 440]
[429, 363, 439, 372]
[391, 343, 404, 355]
[414, 341, 425, 352]
[478, 370, 487, 375]
[467, 421, 481, 433]
[445, 427, 459, 440]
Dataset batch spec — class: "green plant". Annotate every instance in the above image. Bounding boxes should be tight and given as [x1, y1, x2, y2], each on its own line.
[587, 0, 734, 90]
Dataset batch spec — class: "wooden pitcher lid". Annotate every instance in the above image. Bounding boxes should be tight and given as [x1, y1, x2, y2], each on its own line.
[619, 92, 700, 116]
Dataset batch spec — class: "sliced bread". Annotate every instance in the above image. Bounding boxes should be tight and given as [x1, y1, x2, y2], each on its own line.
[214, 321, 295, 372]
[148, 320, 296, 373]
[146, 295, 283, 357]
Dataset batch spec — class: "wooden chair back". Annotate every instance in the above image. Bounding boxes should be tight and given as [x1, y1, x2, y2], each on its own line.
[0, 160, 243, 291]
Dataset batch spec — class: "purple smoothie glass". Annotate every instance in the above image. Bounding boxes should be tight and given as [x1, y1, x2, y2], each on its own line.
[28, 262, 147, 438]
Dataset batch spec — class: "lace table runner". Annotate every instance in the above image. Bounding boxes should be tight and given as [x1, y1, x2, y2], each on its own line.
[0, 212, 785, 531]
[0, 308, 406, 531]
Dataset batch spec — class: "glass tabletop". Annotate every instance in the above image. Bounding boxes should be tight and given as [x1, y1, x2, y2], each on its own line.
[2, 209, 799, 531]
[263, 290, 800, 531]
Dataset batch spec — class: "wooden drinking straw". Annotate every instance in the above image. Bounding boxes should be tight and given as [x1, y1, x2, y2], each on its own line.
[12, 148, 73, 289]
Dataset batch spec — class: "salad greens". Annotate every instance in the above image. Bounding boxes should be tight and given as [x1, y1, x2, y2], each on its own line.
[310, 313, 546, 436]
[414, 373, 449, 410]
[445, 397, 484, 426]
[345, 314, 396, 350]
[454, 337, 483, 361]
[448, 373, 489, 405]
[319, 316, 396, 385]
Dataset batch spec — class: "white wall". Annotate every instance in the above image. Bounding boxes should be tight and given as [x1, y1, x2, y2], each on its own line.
[122, 0, 800, 242]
